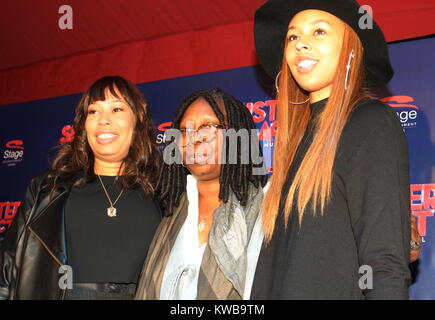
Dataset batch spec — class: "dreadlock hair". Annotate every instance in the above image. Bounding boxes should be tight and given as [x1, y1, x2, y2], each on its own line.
[156, 88, 268, 216]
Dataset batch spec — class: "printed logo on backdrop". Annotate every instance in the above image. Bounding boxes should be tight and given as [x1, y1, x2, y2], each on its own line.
[246, 99, 277, 173]
[157, 122, 172, 149]
[245, 100, 277, 144]
[411, 184, 435, 243]
[59, 125, 75, 143]
[0, 201, 21, 240]
[381, 96, 419, 129]
[2, 140, 25, 167]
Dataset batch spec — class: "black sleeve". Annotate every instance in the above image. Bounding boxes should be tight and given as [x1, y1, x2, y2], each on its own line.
[0, 175, 41, 299]
[344, 106, 411, 300]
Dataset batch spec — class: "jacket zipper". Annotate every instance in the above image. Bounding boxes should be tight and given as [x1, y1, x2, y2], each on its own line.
[13, 180, 69, 300]
[28, 227, 67, 300]
[28, 227, 62, 266]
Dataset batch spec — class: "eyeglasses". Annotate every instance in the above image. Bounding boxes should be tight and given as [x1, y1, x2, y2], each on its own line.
[176, 123, 223, 148]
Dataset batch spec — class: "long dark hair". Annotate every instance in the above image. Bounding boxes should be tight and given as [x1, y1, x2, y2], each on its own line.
[47, 76, 160, 195]
[157, 88, 268, 215]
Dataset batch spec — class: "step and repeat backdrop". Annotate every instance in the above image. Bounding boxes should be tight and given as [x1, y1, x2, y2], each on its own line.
[0, 37, 434, 299]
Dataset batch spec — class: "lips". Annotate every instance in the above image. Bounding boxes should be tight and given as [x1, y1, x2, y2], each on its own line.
[95, 132, 119, 145]
[194, 154, 209, 164]
[295, 56, 319, 74]
[186, 152, 212, 165]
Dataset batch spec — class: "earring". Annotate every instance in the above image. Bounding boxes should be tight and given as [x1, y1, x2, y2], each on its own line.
[275, 71, 282, 93]
[345, 50, 355, 90]
[275, 71, 310, 105]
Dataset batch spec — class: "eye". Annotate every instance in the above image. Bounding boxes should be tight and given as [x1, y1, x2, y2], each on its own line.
[287, 34, 298, 41]
[201, 123, 221, 130]
[112, 106, 124, 112]
[87, 109, 97, 115]
[314, 28, 326, 36]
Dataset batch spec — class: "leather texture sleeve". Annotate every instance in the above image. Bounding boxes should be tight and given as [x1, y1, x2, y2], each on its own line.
[0, 174, 44, 300]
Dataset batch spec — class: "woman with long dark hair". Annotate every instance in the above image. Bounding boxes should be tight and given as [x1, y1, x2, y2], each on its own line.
[251, 0, 413, 299]
[0, 76, 161, 299]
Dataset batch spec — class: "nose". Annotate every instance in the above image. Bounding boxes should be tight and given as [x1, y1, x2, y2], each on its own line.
[189, 130, 203, 145]
[295, 37, 311, 52]
[98, 111, 111, 126]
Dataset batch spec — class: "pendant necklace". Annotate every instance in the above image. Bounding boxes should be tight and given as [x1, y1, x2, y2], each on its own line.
[198, 212, 213, 233]
[97, 174, 124, 217]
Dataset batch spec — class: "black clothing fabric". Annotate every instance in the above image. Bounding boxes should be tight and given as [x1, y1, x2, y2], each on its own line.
[251, 99, 411, 300]
[65, 175, 160, 284]
[0, 172, 161, 300]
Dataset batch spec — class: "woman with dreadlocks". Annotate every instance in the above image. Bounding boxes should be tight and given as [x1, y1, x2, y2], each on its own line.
[135, 88, 268, 300]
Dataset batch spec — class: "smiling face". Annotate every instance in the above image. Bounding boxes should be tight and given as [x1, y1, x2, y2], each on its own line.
[85, 87, 136, 165]
[178, 98, 224, 182]
[285, 10, 345, 102]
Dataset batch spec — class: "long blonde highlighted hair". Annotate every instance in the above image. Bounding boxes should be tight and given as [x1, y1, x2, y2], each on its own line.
[262, 24, 372, 242]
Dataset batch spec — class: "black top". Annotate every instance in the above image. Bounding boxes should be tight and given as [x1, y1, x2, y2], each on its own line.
[65, 175, 161, 284]
[251, 98, 411, 300]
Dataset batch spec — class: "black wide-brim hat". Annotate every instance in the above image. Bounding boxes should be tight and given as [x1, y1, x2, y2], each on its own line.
[254, 0, 394, 88]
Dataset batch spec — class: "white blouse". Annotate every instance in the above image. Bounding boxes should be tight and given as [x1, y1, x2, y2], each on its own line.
[160, 175, 266, 300]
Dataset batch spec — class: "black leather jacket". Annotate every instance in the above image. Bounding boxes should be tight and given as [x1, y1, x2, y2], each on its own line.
[0, 171, 72, 299]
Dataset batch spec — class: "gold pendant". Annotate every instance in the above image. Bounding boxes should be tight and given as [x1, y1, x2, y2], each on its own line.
[107, 207, 117, 217]
[198, 219, 206, 233]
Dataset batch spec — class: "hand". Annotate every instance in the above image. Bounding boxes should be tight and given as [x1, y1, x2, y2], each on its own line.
[410, 215, 422, 263]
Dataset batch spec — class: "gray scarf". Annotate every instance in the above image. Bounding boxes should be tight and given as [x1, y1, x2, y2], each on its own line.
[207, 184, 264, 297]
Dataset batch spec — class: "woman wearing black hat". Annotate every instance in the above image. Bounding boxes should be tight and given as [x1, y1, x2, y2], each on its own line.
[251, 0, 412, 299]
